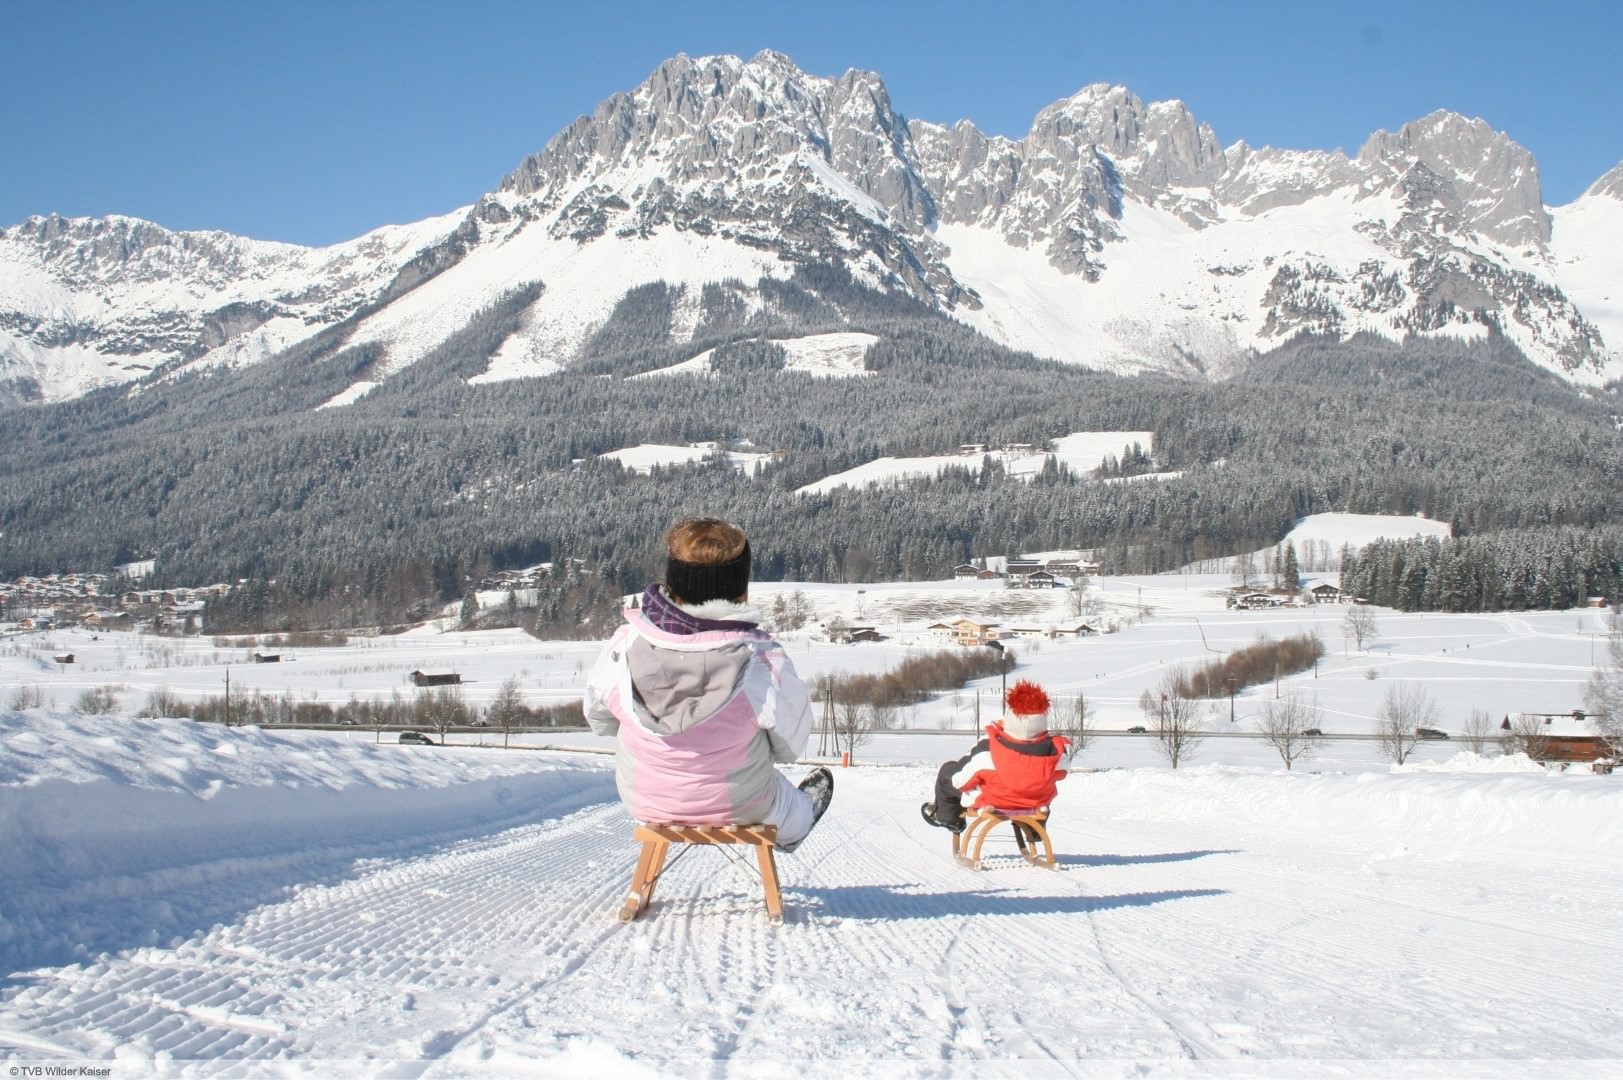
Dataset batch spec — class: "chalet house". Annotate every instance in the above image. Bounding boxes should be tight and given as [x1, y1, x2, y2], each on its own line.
[252, 653, 282, 664]
[1004, 560, 1043, 581]
[848, 628, 886, 643]
[976, 569, 1001, 580]
[1519, 712, 1615, 770]
[1310, 584, 1346, 604]
[1228, 591, 1279, 610]
[411, 671, 462, 687]
[1050, 624, 1099, 638]
[80, 610, 131, 627]
[1004, 626, 1049, 639]
[928, 622, 956, 643]
[53, 653, 74, 665]
[824, 624, 881, 644]
[1044, 559, 1082, 577]
[1539, 734, 1613, 770]
[953, 564, 981, 579]
[958, 443, 989, 455]
[950, 618, 1000, 646]
[1006, 570, 1060, 590]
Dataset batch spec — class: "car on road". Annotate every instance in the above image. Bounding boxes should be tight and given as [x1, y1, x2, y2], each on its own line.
[1416, 727, 1450, 740]
[398, 731, 435, 745]
[1303, 728, 1323, 736]
[1127, 725, 1147, 733]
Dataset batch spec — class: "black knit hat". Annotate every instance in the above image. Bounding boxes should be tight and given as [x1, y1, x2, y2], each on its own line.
[666, 540, 751, 605]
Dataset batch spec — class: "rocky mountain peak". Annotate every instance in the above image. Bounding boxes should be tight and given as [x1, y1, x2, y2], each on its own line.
[1585, 160, 1623, 201]
[1358, 109, 1548, 248]
[4, 51, 1619, 406]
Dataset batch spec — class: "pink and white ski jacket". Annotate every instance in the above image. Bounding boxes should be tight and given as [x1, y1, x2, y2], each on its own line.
[582, 597, 812, 826]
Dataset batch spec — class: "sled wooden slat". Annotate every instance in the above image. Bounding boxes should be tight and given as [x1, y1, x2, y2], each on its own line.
[952, 807, 1056, 870]
[619, 823, 783, 924]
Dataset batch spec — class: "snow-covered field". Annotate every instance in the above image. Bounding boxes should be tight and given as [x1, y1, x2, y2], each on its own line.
[794, 431, 1156, 496]
[3, 511, 1621, 1075]
[2, 710, 1620, 1076]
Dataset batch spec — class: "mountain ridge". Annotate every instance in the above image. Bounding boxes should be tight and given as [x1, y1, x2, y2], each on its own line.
[3, 49, 1621, 406]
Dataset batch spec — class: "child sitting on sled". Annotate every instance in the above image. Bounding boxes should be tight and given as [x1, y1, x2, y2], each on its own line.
[921, 679, 1071, 833]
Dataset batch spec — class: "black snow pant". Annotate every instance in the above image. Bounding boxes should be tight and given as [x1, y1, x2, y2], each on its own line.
[933, 752, 975, 829]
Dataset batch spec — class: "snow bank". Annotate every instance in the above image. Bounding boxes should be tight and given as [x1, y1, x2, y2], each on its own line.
[0, 710, 612, 974]
[1066, 760, 1622, 861]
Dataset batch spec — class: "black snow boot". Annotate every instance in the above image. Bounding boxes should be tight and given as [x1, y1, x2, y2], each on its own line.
[921, 801, 966, 834]
[778, 767, 834, 853]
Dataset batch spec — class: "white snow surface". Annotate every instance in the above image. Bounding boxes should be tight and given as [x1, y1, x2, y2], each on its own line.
[600, 442, 775, 476]
[1551, 192, 1623, 363]
[630, 332, 878, 381]
[3, 542, 1622, 1072]
[796, 431, 1154, 495]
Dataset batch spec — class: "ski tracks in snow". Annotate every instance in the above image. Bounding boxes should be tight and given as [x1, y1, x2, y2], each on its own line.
[4, 758, 1622, 1073]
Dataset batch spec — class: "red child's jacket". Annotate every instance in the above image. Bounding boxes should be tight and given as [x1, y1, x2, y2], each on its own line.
[954, 722, 1071, 811]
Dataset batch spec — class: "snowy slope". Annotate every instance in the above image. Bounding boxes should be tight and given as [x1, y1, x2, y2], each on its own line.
[0, 210, 466, 401]
[1550, 168, 1623, 358]
[1, 708, 1620, 1073]
[628, 331, 879, 380]
[797, 431, 1153, 494]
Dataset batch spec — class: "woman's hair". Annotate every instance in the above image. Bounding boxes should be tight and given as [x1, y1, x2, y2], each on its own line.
[665, 518, 748, 564]
[664, 518, 751, 604]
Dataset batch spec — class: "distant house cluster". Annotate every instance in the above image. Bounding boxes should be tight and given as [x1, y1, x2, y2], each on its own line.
[1225, 583, 1351, 610]
[953, 556, 1101, 589]
[2, 572, 229, 632]
[955, 443, 1041, 456]
[926, 617, 1098, 647]
[476, 566, 553, 592]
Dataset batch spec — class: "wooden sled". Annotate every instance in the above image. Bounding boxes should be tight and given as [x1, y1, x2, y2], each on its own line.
[952, 807, 1056, 870]
[618, 823, 784, 924]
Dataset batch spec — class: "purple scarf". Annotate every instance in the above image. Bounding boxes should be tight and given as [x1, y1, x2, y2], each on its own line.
[639, 584, 758, 635]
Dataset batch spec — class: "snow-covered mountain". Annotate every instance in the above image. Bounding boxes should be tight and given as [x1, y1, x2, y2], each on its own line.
[4, 50, 1621, 405]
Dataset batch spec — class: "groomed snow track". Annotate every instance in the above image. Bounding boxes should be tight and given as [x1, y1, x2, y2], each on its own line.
[3, 756, 1621, 1076]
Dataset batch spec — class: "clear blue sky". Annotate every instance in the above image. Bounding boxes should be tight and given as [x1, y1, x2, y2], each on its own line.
[4, 0, 1619, 246]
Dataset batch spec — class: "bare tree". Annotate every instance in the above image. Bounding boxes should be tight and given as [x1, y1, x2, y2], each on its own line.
[74, 686, 119, 716]
[1257, 692, 1325, 770]
[1458, 707, 1499, 755]
[1051, 691, 1093, 753]
[141, 685, 186, 719]
[1374, 682, 1435, 765]
[488, 674, 526, 748]
[1065, 574, 1098, 619]
[1505, 712, 1553, 763]
[417, 685, 470, 743]
[869, 702, 898, 732]
[1343, 604, 1380, 653]
[1152, 671, 1205, 769]
[1232, 551, 1258, 590]
[1583, 612, 1623, 761]
[7, 684, 45, 710]
[832, 695, 876, 765]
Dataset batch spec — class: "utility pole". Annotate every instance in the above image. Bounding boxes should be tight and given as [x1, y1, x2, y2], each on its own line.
[224, 667, 231, 727]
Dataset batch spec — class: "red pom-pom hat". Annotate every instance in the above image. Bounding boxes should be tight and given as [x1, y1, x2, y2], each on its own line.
[1005, 680, 1050, 716]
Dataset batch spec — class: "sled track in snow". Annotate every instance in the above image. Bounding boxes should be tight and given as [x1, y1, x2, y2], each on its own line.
[4, 762, 1622, 1071]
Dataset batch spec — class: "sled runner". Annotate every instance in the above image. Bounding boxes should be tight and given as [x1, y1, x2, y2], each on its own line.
[618, 823, 784, 924]
[952, 807, 1056, 870]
